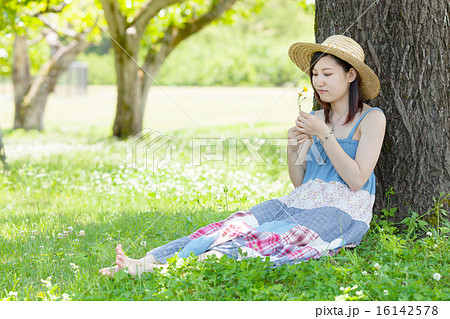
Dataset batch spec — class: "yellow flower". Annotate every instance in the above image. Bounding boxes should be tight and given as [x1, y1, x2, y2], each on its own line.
[297, 87, 309, 111]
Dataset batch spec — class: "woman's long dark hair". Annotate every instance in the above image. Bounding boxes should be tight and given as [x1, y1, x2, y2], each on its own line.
[309, 52, 365, 125]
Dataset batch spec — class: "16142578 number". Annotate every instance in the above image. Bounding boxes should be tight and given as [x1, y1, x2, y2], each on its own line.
[376, 306, 438, 316]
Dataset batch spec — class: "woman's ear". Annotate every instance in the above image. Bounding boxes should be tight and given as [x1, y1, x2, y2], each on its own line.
[348, 68, 357, 83]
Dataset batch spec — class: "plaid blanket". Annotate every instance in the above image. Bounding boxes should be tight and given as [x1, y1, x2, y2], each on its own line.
[147, 179, 373, 266]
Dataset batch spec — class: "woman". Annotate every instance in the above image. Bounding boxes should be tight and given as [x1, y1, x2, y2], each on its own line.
[100, 35, 386, 277]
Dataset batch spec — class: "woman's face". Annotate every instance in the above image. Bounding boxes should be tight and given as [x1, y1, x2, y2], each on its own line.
[311, 55, 355, 104]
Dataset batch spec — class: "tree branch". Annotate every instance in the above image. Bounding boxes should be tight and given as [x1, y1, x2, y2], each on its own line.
[23, 34, 91, 106]
[38, 14, 79, 38]
[142, 0, 239, 87]
[134, 0, 186, 39]
[172, 0, 239, 47]
[32, 1, 68, 17]
[27, 34, 46, 46]
[99, 0, 127, 39]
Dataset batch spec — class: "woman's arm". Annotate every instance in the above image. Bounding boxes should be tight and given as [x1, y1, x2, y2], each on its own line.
[297, 109, 386, 191]
[287, 126, 312, 188]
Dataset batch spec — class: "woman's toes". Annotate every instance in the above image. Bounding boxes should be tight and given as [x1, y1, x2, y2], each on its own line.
[116, 255, 123, 267]
[99, 266, 117, 278]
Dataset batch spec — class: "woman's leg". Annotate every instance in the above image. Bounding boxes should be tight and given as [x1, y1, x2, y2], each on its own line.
[99, 245, 224, 277]
[99, 244, 168, 277]
[98, 201, 284, 277]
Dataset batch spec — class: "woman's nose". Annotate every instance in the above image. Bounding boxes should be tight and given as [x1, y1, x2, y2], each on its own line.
[314, 75, 325, 87]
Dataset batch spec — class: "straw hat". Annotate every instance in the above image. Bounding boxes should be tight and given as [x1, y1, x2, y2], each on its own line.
[288, 35, 380, 100]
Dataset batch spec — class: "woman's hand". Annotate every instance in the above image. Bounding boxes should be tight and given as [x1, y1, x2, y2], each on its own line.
[288, 124, 311, 152]
[295, 111, 329, 138]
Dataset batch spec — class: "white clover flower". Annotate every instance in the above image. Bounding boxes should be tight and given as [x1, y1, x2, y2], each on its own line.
[20, 230, 25, 235]
[334, 294, 348, 301]
[383, 290, 389, 295]
[31, 236, 35, 240]
[433, 273, 441, 281]
[140, 241, 147, 247]
[426, 231, 432, 236]
[31, 230, 38, 235]
[57, 233, 63, 239]
[61, 293, 70, 301]
[45, 236, 50, 240]
[374, 263, 381, 270]
[9, 291, 18, 298]
[362, 271, 368, 275]
[68, 227, 74, 233]
[39, 246, 44, 249]
[41, 278, 52, 288]
[78, 230, 85, 236]
[107, 237, 112, 241]
[356, 290, 363, 296]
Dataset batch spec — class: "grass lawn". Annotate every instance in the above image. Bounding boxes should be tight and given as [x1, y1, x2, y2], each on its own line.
[0, 87, 449, 301]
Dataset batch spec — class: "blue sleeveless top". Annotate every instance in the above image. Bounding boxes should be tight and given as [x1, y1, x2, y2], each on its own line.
[302, 107, 383, 195]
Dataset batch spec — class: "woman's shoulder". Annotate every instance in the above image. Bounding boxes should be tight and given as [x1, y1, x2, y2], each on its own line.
[361, 104, 386, 121]
[359, 104, 386, 131]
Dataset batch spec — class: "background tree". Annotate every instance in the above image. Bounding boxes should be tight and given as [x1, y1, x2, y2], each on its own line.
[0, 128, 6, 170]
[314, 0, 449, 221]
[4, 0, 99, 131]
[0, 0, 38, 164]
[98, 0, 261, 138]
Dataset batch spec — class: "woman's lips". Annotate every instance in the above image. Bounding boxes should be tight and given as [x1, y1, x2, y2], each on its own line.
[317, 90, 327, 93]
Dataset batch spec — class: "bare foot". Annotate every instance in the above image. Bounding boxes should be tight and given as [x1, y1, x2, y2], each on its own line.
[99, 244, 166, 277]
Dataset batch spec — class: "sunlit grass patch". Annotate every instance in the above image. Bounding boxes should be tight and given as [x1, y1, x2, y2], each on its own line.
[0, 125, 449, 301]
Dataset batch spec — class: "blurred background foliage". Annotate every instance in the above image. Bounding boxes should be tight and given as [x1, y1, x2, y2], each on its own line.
[77, 0, 314, 86]
[0, 0, 102, 76]
[0, 0, 314, 85]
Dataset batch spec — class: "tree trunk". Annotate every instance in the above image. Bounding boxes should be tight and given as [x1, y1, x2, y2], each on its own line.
[112, 43, 143, 138]
[315, 0, 449, 221]
[113, 50, 169, 137]
[13, 35, 89, 130]
[0, 126, 7, 169]
[101, 0, 239, 139]
[13, 35, 32, 129]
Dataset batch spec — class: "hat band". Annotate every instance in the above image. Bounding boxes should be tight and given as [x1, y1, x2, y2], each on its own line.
[324, 43, 358, 59]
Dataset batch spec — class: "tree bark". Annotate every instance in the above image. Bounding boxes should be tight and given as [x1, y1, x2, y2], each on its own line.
[101, 0, 238, 138]
[111, 39, 143, 138]
[13, 34, 90, 130]
[315, 0, 449, 221]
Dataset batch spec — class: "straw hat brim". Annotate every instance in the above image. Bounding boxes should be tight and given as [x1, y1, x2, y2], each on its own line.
[289, 42, 380, 100]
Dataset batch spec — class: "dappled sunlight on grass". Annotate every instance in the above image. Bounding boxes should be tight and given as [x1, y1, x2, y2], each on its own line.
[1, 125, 449, 301]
